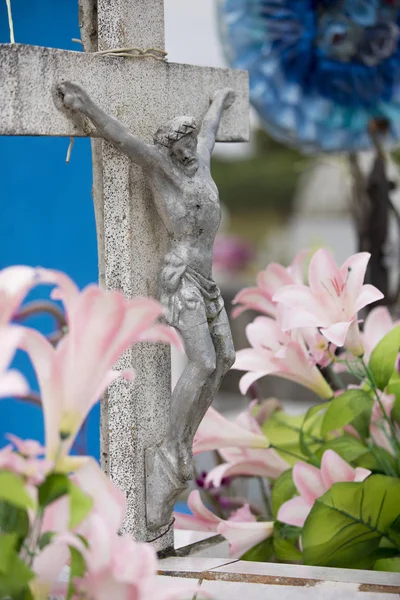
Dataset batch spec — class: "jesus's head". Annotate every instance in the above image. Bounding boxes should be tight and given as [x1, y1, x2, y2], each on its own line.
[153, 116, 199, 174]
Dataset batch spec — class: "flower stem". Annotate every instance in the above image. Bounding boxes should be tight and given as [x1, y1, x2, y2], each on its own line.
[360, 358, 400, 459]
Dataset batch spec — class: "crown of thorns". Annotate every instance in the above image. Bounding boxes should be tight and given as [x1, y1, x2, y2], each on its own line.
[153, 116, 197, 147]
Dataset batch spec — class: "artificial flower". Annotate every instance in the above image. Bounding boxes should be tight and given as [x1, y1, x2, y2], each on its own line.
[274, 249, 383, 355]
[19, 282, 181, 468]
[0, 265, 38, 325]
[203, 404, 289, 487]
[0, 326, 29, 398]
[232, 250, 308, 319]
[233, 316, 333, 398]
[278, 450, 371, 527]
[174, 491, 273, 558]
[193, 406, 269, 455]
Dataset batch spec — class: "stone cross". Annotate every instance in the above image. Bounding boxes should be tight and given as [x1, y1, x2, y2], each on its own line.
[0, 0, 249, 553]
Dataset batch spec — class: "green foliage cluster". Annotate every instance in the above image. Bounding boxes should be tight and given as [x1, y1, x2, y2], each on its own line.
[239, 326, 400, 571]
[0, 471, 92, 599]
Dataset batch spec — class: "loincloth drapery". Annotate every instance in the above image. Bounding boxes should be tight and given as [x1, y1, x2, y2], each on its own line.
[159, 253, 224, 329]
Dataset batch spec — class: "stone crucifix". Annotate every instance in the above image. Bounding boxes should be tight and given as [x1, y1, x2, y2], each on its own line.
[0, 0, 249, 553]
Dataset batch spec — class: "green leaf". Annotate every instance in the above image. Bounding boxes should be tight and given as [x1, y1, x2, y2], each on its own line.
[299, 404, 327, 462]
[240, 537, 273, 562]
[321, 389, 373, 436]
[38, 473, 70, 509]
[263, 412, 309, 464]
[355, 447, 398, 475]
[0, 471, 34, 510]
[302, 475, 400, 569]
[273, 522, 302, 563]
[271, 469, 296, 518]
[38, 531, 55, 551]
[68, 482, 93, 529]
[0, 533, 17, 573]
[374, 557, 400, 572]
[67, 546, 86, 600]
[350, 412, 371, 440]
[315, 435, 368, 463]
[0, 501, 30, 550]
[369, 325, 400, 391]
[0, 552, 34, 598]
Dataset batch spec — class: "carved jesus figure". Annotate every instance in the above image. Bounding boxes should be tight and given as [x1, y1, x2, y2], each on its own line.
[58, 82, 236, 528]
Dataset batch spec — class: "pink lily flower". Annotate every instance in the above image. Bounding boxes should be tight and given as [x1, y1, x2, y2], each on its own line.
[174, 491, 273, 558]
[36, 461, 200, 600]
[274, 249, 383, 355]
[233, 316, 333, 399]
[193, 406, 270, 455]
[19, 280, 181, 468]
[363, 306, 398, 363]
[232, 250, 308, 319]
[0, 265, 38, 325]
[204, 404, 289, 487]
[218, 517, 274, 558]
[6, 434, 45, 458]
[278, 450, 371, 527]
[0, 326, 29, 398]
[0, 441, 51, 486]
[173, 490, 221, 532]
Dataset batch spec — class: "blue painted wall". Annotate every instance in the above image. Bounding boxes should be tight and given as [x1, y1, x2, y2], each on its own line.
[0, 1, 99, 458]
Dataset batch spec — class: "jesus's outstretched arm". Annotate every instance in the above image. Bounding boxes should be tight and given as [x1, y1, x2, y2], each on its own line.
[58, 82, 160, 170]
[198, 87, 236, 157]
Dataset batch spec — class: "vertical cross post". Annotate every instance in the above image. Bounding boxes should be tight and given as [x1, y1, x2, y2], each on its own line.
[94, 1, 173, 551]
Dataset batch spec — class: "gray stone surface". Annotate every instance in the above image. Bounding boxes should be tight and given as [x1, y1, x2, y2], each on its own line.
[0, 45, 249, 141]
[0, 0, 249, 554]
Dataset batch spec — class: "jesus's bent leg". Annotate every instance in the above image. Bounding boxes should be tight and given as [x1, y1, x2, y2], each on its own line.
[167, 316, 217, 480]
[182, 308, 235, 450]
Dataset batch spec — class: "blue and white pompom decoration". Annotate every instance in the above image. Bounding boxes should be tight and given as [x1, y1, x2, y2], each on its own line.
[218, 0, 400, 152]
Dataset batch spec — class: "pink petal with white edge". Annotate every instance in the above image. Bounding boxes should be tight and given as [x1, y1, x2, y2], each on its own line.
[321, 321, 352, 347]
[218, 520, 274, 558]
[187, 490, 221, 528]
[258, 263, 293, 294]
[363, 306, 395, 361]
[274, 284, 325, 324]
[206, 453, 288, 488]
[137, 323, 183, 351]
[0, 326, 25, 373]
[228, 504, 256, 523]
[308, 248, 340, 296]
[232, 287, 275, 317]
[0, 266, 38, 325]
[293, 462, 327, 504]
[354, 284, 384, 313]
[277, 496, 312, 527]
[173, 512, 219, 532]
[245, 316, 281, 350]
[36, 267, 80, 322]
[288, 249, 310, 284]
[0, 370, 29, 398]
[75, 458, 126, 533]
[340, 253, 370, 305]
[354, 467, 372, 482]
[233, 348, 273, 373]
[193, 407, 269, 454]
[320, 450, 355, 488]
[238, 371, 268, 395]
[6, 434, 44, 457]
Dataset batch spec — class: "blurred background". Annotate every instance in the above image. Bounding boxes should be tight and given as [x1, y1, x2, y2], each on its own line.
[2, 0, 399, 463]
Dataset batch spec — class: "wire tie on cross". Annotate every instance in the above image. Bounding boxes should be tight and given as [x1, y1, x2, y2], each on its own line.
[66, 40, 168, 163]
